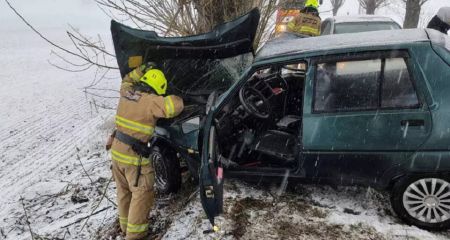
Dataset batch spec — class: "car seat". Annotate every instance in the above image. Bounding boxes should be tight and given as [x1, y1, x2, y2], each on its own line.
[252, 115, 301, 164]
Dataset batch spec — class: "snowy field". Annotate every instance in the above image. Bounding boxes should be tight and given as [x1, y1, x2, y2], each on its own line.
[1, 1, 450, 239]
[0, 26, 120, 239]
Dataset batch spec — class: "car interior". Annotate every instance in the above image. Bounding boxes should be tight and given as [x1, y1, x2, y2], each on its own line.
[212, 62, 306, 171]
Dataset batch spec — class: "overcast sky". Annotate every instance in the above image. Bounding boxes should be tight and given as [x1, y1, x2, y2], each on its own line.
[0, 0, 110, 32]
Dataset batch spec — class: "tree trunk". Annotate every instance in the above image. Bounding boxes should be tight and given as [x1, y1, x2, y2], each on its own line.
[331, 0, 345, 16]
[403, 0, 421, 28]
[192, 0, 256, 33]
[365, 0, 376, 14]
[333, 8, 338, 16]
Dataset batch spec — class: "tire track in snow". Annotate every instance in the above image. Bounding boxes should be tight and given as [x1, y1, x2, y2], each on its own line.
[0, 119, 114, 240]
[0, 99, 89, 144]
[0, 113, 109, 215]
[0, 90, 109, 198]
[0, 100, 92, 170]
[0, 110, 99, 182]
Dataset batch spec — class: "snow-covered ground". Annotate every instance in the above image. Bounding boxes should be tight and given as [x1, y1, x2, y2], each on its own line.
[0, 25, 120, 239]
[1, 2, 119, 237]
[1, 1, 450, 239]
[159, 180, 450, 240]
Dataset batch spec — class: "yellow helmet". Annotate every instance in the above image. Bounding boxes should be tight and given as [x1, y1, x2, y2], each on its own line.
[305, 0, 319, 8]
[139, 69, 167, 95]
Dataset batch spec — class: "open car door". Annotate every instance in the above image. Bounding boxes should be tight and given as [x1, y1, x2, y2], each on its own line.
[200, 124, 223, 228]
[199, 92, 223, 228]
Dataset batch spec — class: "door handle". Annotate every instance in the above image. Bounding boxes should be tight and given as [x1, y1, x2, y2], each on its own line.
[401, 119, 424, 127]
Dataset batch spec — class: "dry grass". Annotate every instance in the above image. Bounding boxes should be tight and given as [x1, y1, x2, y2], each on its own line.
[275, 221, 386, 240]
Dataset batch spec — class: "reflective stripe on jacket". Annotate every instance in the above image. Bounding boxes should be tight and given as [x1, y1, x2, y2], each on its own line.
[111, 66, 184, 165]
[287, 13, 321, 36]
[115, 115, 154, 136]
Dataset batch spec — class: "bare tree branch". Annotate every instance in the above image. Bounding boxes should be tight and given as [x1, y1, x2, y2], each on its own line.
[6, 0, 280, 93]
[358, 0, 387, 14]
[4, 0, 118, 70]
[78, 176, 115, 232]
[62, 206, 112, 228]
[19, 196, 35, 240]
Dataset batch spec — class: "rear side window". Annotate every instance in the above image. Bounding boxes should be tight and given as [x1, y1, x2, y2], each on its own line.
[334, 22, 400, 34]
[382, 58, 419, 108]
[314, 55, 419, 113]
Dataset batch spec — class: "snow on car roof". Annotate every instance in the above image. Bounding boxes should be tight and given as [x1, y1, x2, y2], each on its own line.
[330, 15, 396, 23]
[255, 29, 430, 61]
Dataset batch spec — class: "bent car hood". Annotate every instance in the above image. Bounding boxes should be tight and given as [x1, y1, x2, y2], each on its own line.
[111, 8, 260, 98]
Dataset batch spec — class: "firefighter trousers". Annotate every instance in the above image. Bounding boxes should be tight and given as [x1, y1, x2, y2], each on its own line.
[112, 160, 155, 240]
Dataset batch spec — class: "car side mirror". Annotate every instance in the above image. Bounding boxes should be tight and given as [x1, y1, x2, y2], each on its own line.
[206, 91, 218, 114]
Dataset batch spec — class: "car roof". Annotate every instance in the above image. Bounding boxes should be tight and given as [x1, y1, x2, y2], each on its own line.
[255, 29, 430, 62]
[326, 15, 397, 24]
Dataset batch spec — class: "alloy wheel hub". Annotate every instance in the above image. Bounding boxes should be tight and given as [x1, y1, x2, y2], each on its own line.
[403, 178, 450, 223]
[424, 196, 439, 208]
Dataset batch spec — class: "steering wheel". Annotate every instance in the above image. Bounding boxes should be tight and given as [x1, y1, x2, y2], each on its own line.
[239, 84, 271, 119]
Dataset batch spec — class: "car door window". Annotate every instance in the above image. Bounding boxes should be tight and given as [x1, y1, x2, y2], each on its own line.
[313, 53, 419, 113]
[382, 58, 419, 108]
[314, 59, 381, 112]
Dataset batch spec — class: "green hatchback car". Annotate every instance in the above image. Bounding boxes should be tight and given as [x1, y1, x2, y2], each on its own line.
[197, 29, 450, 231]
[111, 11, 450, 231]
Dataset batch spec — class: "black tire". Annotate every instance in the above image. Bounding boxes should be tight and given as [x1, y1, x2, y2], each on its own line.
[152, 146, 181, 194]
[390, 174, 450, 231]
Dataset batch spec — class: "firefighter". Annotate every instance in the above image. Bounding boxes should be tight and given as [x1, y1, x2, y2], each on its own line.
[287, 0, 321, 37]
[106, 63, 183, 240]
[302, 0, 320, 16]
[427, 7, 450, 35]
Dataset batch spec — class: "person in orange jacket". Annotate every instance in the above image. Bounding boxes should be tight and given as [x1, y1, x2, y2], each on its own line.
[106, 63, 183, 240]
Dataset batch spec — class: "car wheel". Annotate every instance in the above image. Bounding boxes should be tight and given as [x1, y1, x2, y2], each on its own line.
[391, 175, 450, 231]
[152, 146, 181, 195]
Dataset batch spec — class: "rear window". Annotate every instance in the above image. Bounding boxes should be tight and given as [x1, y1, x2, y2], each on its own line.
[314, 54, 419, 113]
[334, 22, 400, 34]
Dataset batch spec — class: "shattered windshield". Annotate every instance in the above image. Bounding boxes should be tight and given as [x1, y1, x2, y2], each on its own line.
[334, 22, 400, 34]
[161, 53, 253, 96]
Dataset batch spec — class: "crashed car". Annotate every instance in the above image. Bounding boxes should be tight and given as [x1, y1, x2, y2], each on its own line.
[111, 9, 450, 231]
[111, 8, 259, 193]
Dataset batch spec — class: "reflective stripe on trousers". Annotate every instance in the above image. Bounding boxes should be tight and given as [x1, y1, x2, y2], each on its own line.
[119, 216, 128, 228]
[111, 150, 150, 166]
[127, 222, 149, 233]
